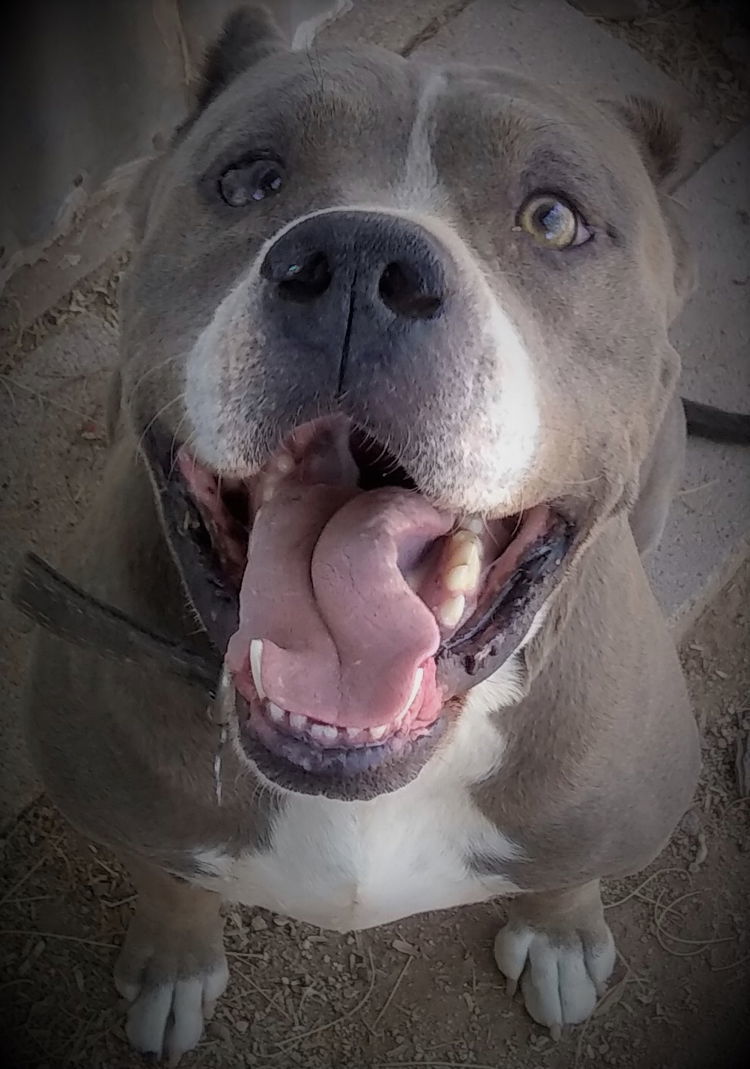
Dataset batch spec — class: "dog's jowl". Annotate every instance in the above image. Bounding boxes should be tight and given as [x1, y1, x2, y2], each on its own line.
[23, 6, 700, 1062]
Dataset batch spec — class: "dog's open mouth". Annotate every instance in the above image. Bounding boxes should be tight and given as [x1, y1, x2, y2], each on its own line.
[145, 416, 574, 796]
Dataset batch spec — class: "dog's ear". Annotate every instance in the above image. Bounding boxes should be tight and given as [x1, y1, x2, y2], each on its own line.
[125, 8, 286, 242]
[197, 6, 287, 111]
[606, 95, 683, 189]
[606, 96, 696, 310]
[661, 196, 697, 309]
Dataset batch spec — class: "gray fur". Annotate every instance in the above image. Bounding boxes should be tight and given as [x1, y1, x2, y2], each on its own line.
[23, 7, 701, 1056]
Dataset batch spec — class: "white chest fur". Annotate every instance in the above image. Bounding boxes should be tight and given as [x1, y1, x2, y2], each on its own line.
[191, 670, 524, 932]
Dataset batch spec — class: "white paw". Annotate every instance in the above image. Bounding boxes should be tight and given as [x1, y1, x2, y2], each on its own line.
[494, 922, 615, 1036]
[114, 941, 229, 1064]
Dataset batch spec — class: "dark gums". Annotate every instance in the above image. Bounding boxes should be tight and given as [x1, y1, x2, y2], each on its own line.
[440, 519, 573, 655]
[142, 424, 240, 654]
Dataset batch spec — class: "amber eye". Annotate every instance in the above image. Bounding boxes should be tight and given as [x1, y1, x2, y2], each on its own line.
[517, 194, 591, 249]
[218, 160, 285, 207]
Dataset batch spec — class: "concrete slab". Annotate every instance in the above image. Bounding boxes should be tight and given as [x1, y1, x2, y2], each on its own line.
[412, 0, 711, 179]
[648, 126, 750, 633]
[1, 1, 188, 284]
[0, 0, 354, 336]
[319, 0, 470, 53]
[0, 312, 115, 827]
[0, 210, 133, 346]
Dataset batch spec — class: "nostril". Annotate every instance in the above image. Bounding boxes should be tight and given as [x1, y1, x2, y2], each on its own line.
[378, 262, 443, 320]
[277, 252, 332, 302]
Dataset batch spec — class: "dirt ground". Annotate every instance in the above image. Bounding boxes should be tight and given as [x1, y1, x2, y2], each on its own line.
[1, 559, 748, 1069]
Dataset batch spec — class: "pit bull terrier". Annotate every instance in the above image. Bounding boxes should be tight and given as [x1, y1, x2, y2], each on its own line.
[23, 6, 705, 1062]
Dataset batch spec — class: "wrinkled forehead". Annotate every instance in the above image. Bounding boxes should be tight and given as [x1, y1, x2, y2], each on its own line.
[181, 47, 643, 211]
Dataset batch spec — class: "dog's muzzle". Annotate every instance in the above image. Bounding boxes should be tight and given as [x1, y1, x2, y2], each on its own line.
[259, 210, 450, 392]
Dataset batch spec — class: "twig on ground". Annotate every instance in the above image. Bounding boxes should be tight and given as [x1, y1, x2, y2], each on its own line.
[371, 955, 413, 1032]
[271, 948, 377, 1053]
[603, 867, 690, 910]
[0, 837, 63, 907]
[0, 929, 118, 949]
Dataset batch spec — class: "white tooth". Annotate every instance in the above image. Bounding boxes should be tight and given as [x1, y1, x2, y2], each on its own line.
[446, 543, 481, 591]
[368, 724, 388, 741]
[310, 723, 338, 742]
[466, 517, 484, 534]
[398, 668, 424, 720]
[439, 594, 465, 629]
[290, 713, 307, 732]
[344, 726, 361, 739]
[448, 533, 481, 565]
[268, 702, 285, 723]
[262, 481, 277, 503]
[249, 640, 266, 699]
[464, 550, 481, 589]
[445, 563, 470, 592]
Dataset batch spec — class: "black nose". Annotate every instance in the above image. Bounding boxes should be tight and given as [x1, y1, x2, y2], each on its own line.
[260, 210, 447, 322]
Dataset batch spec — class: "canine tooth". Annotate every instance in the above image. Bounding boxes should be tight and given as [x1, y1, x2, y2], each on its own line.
[289, 713, 307, 732]
[268, 702, 286, 723]
[398, 668, 424, 720]
[310, 722, 338, 742]
[465, 517, 484, 534]
[439, 594, 465, 629]
[249, 640, 266, 699]
[368, 724, 388, 741]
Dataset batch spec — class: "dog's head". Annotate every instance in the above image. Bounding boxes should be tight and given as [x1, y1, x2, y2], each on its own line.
[119, 6, 690, 799]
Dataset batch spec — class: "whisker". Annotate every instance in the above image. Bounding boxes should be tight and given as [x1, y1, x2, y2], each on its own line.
[130, 352, 181, 401]
[135, 392, 186, 458]
[166, 409, 194, 480]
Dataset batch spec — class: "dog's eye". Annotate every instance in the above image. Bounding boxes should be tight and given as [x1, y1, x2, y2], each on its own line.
[218, 160, 285, 207]
[517, 194, 591, 249]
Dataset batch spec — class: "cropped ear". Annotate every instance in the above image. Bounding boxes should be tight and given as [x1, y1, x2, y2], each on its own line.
[606, 95, 683, 190]
[126, 8, 287, 242]
[622, 98, 697, 308]
[197, 6, 287, 111]
[661, 195, 698, 310]
[603, 96, 695, 314]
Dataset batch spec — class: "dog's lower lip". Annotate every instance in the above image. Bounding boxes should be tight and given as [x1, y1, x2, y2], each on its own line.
[236, 693, 446, 796]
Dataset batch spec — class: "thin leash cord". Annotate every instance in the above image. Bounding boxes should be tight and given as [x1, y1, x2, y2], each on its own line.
[209, 664, 235, 807]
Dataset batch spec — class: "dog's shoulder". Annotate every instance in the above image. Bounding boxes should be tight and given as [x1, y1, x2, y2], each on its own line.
[470, 519, 699, 889]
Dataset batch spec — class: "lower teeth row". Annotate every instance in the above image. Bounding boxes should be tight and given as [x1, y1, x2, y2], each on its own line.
[264, 702, 390, 745]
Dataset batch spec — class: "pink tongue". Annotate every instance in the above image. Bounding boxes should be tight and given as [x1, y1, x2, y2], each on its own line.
[227, 484, 452, 726]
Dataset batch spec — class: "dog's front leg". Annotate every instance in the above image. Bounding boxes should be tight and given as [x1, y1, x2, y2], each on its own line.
[494, 879, 615, 1038]
[114, 855, 229, 1064]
